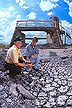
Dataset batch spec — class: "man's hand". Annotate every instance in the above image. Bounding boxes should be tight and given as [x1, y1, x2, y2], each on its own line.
[31, 54, 38, 58]
[27, 64, 32, 69]
[31, 55, 35, 58]
[25, 60, 31, 64]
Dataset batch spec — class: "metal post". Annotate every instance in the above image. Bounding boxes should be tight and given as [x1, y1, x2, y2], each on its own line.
[65, 31, 66, 44]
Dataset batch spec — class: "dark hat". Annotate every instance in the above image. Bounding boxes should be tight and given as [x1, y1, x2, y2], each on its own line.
[14, 36, 23, 42]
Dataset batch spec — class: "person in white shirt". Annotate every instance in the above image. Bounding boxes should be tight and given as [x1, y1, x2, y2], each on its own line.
[5, 35, 32, 78]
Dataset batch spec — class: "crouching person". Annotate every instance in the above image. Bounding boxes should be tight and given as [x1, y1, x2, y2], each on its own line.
[4, 36, 32, 78]
[23, 37, 40, 72]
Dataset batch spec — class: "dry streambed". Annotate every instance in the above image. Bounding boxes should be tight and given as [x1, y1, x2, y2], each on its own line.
[0, 48, 72, 108]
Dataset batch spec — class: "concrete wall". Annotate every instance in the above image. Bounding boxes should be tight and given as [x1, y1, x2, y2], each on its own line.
[10, 28, 25, 47]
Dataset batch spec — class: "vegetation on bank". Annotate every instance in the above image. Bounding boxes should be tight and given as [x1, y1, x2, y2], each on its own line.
[0, 44, 9, 47]
[0, 54, 3, 57]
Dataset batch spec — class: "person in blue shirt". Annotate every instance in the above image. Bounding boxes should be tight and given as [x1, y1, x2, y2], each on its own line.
[23, 37, 40, 72]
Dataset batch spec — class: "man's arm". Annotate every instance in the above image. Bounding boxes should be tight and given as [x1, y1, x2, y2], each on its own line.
[20, 56, 25, 62]
[31, 45, 39, 58]
[24, 45, 30, 60]
[26, 57, 29, 61]
[31, 54, 38, 58]
[20, 56, 30, 64]
[14, 62, 32, 69]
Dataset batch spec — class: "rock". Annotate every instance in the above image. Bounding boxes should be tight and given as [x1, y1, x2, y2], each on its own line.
[33, 92, 38, 97]
[50, 51, 57, 56]
[23, 99, 33, 108]
[6, 98, 12, 103]
[38, 92, 47, 97]
[57, 95, 68, 106]
[67, 96, 72, 106]
[35, 99, 40, 106]
[45, 84, 54, 91]
[49, 96, 56, 106]
[24, 74, 33, 83]
[51, 82, 58, 87]
[67, 90, 72, 96]
[30, 81, 35, 88]
[68, 81, 72, 86]
[2, 93, 8, 99]
[58, 86, 69, 93]
[40, 99, 47, 105]
[61, 56, 69, 59]
[17, 84, 36, 100]
[0, 85, 4, 91]
[9, 83, 18, 96]
[1, 103, 8, 108]
[44, 102, 51, 107]
[61, 79, 67, 86]
[49, 90, 57, 96]
[22, 104, 26, 108]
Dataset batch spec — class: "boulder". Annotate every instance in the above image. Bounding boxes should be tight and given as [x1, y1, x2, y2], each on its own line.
[17, 84, 36, 100]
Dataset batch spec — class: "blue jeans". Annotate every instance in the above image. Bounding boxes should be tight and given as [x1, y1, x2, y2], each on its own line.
[23, 55, 40, 72]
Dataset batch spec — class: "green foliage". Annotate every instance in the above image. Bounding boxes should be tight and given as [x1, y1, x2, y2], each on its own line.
[0, 44, 9, 47]
[0, 54, 3, 57]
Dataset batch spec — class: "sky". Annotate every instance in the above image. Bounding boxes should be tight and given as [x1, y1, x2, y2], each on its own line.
[0, 0, 72, 44]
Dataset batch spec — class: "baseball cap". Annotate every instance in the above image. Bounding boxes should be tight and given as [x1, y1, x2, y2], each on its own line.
[14, 36, 23, 42]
